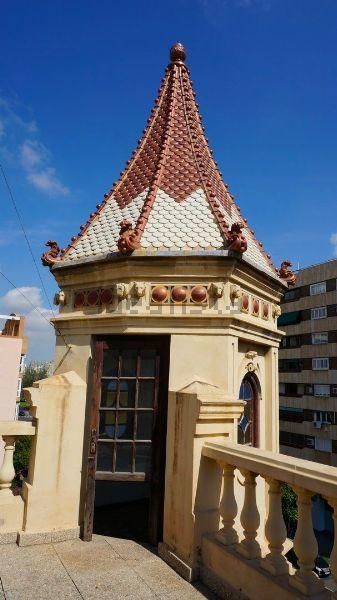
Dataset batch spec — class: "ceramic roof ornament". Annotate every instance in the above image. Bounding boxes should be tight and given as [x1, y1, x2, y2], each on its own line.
[43, 43, 281, 281]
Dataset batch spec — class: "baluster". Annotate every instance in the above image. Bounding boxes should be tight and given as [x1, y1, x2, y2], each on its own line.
[0, 436, 16, 495]
[261, 479, 289, 575]
[328, 498, 337, 597]
[289, 487, 324, 595]
[237, 469, 261, 559]
[216, 463, 238, 545]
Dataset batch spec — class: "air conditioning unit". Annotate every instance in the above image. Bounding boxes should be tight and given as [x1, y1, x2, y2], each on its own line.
[313, 421, 322, 429]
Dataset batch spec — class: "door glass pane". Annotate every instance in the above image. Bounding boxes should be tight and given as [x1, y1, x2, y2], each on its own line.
[119, 380, 136, 408]
[138, 381, 155, 408]
[238, 378, 255, 446]
[137, 412, 153, 440]
[140, 349, 156, 376]
[97, 442, 113, 471]
[101, 380, 118, 407]
[102, 347, 119, 377]
[116, 411, 134, 439]
[135, 443, 152, 474]
[99, 412, 116, 439]
[121, 349, 137, 376]
[116, 443, 133, 472]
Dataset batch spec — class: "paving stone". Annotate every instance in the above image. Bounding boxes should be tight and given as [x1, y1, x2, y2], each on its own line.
[133, 558, 195, 595]
[104, 536, 160, 561]
[0, 535, 216, 600]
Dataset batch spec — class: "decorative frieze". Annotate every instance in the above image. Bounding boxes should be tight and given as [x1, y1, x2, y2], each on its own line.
[151, 284, 208, 305]
[71, 283, 275, 321]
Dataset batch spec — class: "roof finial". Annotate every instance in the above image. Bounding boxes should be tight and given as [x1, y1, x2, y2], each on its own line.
[170, 42, 186, 64]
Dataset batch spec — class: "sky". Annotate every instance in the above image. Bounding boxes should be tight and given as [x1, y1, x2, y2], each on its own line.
[1, 0, 337, 361]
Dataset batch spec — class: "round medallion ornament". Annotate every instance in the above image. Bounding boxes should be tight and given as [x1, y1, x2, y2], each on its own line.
[152, 286, 168, 303]
[171, 285, 187, 303]
[191, 285, 207, 304]
[74, 291, 85, 308]
[101, 288, 113, 305]
[87, 290, 100, 306]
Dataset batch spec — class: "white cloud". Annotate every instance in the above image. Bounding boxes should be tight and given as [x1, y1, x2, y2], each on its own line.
[0, 96, 69, 198]
[330, 233, 337, 257]
[20, 139, 47, 171]
[0, 286, 55, 361]
[27, 166, 69, 196]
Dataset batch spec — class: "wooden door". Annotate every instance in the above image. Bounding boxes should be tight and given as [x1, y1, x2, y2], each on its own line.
[83, 336, 169, 544]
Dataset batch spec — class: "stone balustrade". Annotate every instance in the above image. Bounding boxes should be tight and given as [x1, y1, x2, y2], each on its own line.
[0, 421, 36, 495]
[202, 441, 337, 598]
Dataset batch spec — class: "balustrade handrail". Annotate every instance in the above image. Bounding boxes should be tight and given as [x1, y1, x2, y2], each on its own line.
[202, 441, 337, 499]
[0, 420, 36, 437]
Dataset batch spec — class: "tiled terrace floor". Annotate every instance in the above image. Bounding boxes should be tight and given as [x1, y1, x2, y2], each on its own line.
[0, 535, 217, 600]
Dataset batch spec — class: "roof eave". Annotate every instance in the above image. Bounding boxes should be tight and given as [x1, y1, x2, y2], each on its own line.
[51, 249, 286, 288]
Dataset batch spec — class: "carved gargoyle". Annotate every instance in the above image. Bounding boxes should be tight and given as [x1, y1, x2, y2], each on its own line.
[133, 281, 146, 298]
[277, 260, 296, 286]
[53, 290, 66, 306]
[41, 241, 61, 266]
[227, 222, 247, 254]
[230, 284, 241, 301]
[113, 282, 129, 300]
[245, 350, 258, 372]
[272, 304, 282, 319]
[208, 282, 224, 298]
[117, 220, 140, 254]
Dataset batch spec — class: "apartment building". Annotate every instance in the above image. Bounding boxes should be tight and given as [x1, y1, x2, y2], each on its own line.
[0, 314, 27, 421]
[279, 259, 337, 465]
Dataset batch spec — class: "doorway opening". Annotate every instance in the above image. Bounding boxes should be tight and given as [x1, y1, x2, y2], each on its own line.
[238, 373, 260, 447]
[83, 335, 170, 545]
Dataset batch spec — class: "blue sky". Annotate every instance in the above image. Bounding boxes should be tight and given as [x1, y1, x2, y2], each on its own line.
[1, 0, 337, 360]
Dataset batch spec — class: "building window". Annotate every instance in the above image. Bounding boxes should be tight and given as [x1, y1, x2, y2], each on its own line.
[16, 378, 22, 397]
[312, 332, 328, 344]
[279, 359, 302, 372]
[313, 411, 333, 423]
[305, 384, 313, 395]
[332, 386, 337, 396]
[19, 354, 26, 371]
[314, 384, 330, 396]
[304, 436, 315, 448]
[312, 358, 329, 370]
[284, 290, 296, 301]
[289, 336, 300, 347]
[311, 306, 327, 320]
[310, 281, 326, 296]
[279, 383, 285, 395]
[280, 431, 304, 448]
[315, 438, 332, 452]
[279, 406, 304, 422]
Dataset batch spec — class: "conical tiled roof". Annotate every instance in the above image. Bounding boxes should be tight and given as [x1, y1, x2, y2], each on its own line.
[53, 43, 278, 279]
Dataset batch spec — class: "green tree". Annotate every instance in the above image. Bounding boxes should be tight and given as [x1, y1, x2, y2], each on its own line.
[282, 484, 298, 538]
[15, 362, 50, 474]
[21, 362, 50, 399]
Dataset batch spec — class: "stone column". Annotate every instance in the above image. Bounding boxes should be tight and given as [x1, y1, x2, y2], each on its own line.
[0, 436, 15, 495]
[160, 380, 244, 581]
[290, 487, 324, 595]
[237, 469, 261, 559]
[261, 478, 288, 575]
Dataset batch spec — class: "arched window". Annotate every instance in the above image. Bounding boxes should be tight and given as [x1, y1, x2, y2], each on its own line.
[238, 374, 259, 447]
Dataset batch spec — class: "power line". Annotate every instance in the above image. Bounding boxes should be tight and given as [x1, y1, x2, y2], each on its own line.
[0, 268, 70, 349]
[0, 162, 55, 318]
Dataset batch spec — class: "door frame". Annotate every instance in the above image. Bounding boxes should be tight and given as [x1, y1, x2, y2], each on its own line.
[83, 335, 170, 544]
